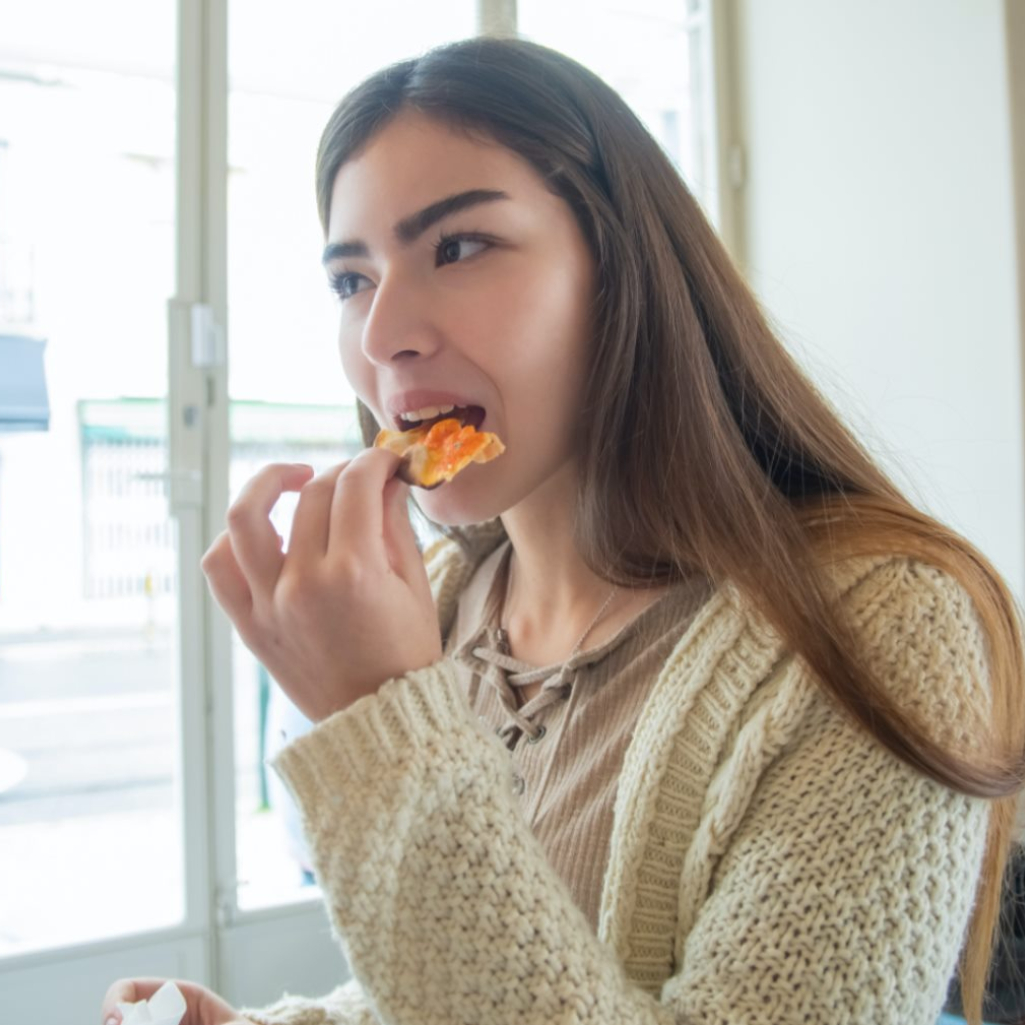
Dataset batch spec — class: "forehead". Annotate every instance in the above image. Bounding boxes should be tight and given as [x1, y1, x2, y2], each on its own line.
[326, 112, 547, 236]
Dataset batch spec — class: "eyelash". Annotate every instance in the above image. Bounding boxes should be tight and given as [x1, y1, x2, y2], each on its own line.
[327, 230, 495, 301]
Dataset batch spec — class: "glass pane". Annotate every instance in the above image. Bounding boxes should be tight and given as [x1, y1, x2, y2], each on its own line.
[0, 4, 180, 955]
[227, 1, 478, 912]
[518, 0, 714, 215]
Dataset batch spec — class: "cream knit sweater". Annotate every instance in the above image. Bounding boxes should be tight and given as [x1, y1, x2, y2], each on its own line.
[241, 523, 991, 1025]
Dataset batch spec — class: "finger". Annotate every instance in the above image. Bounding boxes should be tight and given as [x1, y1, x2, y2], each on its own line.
[100, 978, 165, 1023]
[201, 531, 254, 620]
[382, 475, 422, 579]
[227, 464, 314, 597]
[327, 448, 404, 568]
[286, 462, 349, 566]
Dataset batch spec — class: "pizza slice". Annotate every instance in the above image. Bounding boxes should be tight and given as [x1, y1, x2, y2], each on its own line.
[374, 414, 505, 489]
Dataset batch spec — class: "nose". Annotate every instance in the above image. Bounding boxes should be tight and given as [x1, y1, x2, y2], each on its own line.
[359, 272, 441, 366]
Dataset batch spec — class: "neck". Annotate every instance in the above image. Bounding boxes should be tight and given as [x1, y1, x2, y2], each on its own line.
[497, 464, 663, 660]
[499, 465, 602, 610]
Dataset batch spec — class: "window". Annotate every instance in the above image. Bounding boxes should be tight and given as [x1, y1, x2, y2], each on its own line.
[0, 4, 718, 1014]
[0, 6, 181, 956]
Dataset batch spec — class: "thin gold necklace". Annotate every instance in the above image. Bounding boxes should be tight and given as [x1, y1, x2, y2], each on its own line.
[497, 556, 620, 662]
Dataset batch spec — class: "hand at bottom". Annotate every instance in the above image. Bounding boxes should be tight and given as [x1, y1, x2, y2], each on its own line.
[100, 977, 255, 1025]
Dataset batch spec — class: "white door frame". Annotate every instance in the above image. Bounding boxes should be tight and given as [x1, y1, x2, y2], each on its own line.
[0, 0, 223, 1012]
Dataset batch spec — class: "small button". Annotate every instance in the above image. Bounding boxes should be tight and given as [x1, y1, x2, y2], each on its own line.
[511, 773, 526, 795]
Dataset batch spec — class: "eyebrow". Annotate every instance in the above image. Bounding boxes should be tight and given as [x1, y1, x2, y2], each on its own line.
[321, 188, 511, 264]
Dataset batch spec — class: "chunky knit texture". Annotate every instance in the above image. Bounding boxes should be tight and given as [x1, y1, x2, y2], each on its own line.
[241, 523, 991, 1025]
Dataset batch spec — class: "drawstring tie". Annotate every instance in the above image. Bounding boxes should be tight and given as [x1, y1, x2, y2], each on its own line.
[471, 641, 574, 746]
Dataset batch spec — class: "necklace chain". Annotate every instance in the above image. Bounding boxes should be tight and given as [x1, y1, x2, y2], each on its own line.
[498, 556, 620, 662]
[567, 584, 620, 659]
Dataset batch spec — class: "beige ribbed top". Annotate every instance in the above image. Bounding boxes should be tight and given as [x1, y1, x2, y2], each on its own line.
[242, 528, 994, 1025]
[444, 539, 713, 931]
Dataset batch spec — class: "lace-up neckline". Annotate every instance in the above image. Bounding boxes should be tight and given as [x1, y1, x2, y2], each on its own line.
[458, 542, 668, 748]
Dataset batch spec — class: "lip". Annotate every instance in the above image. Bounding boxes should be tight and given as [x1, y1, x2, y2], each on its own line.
[384, 390, 487, 431]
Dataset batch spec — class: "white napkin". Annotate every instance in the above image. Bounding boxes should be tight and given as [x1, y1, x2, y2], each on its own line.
[116, 981, 187, 1025]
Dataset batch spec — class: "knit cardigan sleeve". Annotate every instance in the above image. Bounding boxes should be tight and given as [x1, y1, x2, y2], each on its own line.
[241, 555, 993, 1025]
[240, 978, 376, 1025]
[660, 558, 992, 1023]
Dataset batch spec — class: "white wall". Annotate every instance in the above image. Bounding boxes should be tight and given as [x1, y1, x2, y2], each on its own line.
[732, 0, 1024, 601]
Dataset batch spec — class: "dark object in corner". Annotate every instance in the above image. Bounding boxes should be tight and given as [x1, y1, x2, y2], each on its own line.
[945, 844, 1025, 1024]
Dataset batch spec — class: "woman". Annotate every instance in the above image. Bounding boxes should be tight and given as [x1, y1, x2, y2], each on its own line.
[103, 36, 1024, 1025]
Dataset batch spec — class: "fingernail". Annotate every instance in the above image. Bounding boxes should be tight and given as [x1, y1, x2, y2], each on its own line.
[106, 1017, 120, 1025]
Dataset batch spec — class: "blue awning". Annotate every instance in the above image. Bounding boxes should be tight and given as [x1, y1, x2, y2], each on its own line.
[0, 334, 50, 432]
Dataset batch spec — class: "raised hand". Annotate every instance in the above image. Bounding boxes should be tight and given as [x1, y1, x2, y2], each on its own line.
[201, 448, 442, 722]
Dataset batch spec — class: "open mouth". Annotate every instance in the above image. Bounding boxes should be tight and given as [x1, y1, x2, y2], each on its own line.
[398, 405, 486, 433]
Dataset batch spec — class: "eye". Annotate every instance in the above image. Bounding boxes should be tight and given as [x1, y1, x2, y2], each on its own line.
[328, 271, 370, 301]
[434, 233, 492, 267]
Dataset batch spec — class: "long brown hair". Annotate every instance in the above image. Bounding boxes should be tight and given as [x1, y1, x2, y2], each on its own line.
[315, 36, 1025, 1023]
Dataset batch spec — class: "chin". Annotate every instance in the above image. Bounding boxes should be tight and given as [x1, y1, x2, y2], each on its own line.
[411, 467, 511, 528]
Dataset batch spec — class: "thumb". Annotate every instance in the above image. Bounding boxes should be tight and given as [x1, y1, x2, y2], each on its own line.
[382, 476, 423, 580]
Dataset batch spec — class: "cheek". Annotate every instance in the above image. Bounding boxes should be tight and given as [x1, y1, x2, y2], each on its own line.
[338, 328, 375, 405]
[524, 357, 586, 456]
[498, 299, 590, 428]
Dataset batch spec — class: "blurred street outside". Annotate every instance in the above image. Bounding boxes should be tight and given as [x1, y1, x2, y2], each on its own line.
[0, 629, 306, 956]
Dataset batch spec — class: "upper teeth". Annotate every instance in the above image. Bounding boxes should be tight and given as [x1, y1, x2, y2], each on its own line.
[399, 403, 456, 422]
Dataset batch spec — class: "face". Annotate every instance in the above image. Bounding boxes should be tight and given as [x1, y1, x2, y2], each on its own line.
[323, 110, 598, 526]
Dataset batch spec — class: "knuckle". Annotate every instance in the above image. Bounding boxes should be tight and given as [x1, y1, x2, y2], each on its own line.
[340, 452, 375, 476]
[277, 569, 334, 618]
[225, 502, 250, 530]
[334, 555, 366, 585]
[275, 571, 307, 609]
[200, 532, 229, 571]
[300, 474, 334, 496]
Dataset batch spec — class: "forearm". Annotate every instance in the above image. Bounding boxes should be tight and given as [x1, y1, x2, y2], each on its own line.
[271, 662, 673, 1025]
